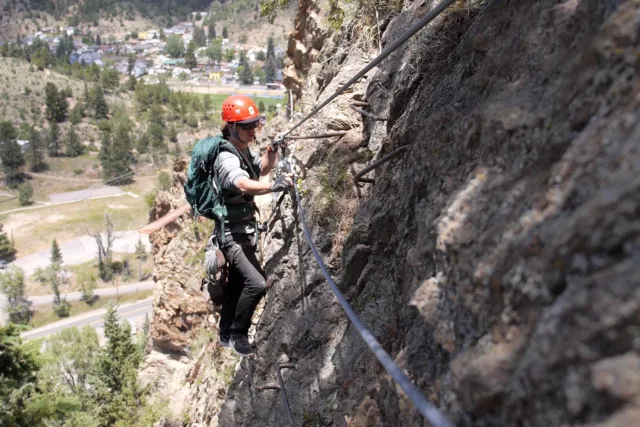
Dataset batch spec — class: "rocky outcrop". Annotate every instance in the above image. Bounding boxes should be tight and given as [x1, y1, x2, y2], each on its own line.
[147, 158, 213, 354]
[207, 0, 640, 426]
[283, 0, 330, 98]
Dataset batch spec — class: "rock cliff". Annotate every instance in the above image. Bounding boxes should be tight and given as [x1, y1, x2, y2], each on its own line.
[149, 1, 640, 426]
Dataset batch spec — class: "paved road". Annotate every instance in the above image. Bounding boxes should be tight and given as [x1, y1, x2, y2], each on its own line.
[11, 231, 151, 276]
[48, 186, 124, 203]
[21, 297, 153, 341]
[166, 81, 286, 98]
[29, 280, 155, 306]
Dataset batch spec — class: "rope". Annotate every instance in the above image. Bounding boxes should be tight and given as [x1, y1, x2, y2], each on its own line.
[283, 0, 457, 137]
[292, 185, 454, 427]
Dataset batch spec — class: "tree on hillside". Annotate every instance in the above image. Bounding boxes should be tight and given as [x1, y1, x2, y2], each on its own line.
[208, 23, 216, 40]
[222, 26, 228, 39]
[185, 41, 197, 70]
[206, 38, 222, 63]
[51, 238, 63, 266]
[77, 270, 97, 302]
[91, 305, 144, 426]
[27, 127, 46, 172]
[65, 126, 84, 157]
[47, 326, 100, 395]
[0, 324, 40, 425]
[134, 238, 147, 280]
[0, 224, 16, 262]
[239, 51, 253, 84]
[88, 214, 115, 281]
[0, 268, 30, 323]
[265, 36, 278, 83]
[17, 183, 33, 206]
[100, 121, 134, 183]
[148, 105, 166, 152]
[100, 68, 120, 92]
[127, 55, 136, 75]
[224, 47, 235, 62]
[96, 34, 101, 46]
[166, 34, 184, 58]
[193, 25, 206, 47]
[47, 121, 60, 157]
[94, 85, 109, 119]
[202, 94, 212, 119]
[0, 121, 25, 187]
[45, 83, 68, 122]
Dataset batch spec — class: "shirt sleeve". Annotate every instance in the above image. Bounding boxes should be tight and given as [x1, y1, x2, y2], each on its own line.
[217, 151, 249, 191]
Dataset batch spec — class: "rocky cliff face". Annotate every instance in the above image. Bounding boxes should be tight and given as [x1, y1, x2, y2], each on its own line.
[153, 1, 640, 426]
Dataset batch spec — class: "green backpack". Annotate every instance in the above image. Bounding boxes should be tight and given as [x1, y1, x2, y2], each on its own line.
[184, 134, 229, 221]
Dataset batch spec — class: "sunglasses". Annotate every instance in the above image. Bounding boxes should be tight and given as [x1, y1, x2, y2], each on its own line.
[237, 121, 261, 131]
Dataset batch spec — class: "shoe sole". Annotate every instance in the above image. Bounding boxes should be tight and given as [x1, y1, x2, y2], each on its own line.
[229, 340, 255, 356]
[219, 341, 230, 348]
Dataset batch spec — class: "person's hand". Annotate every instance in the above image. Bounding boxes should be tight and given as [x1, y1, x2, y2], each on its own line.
[268, 133, 286, 152]
[270, 173, 293, 192]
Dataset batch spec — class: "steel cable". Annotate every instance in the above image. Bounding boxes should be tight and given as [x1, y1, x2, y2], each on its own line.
[292, 185, 455, 427]
[283, 0, 457, 137]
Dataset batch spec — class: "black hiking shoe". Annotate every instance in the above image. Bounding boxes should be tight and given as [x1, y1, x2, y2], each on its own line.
[219, 335, 231, 348]
[230, 335, 254, 357]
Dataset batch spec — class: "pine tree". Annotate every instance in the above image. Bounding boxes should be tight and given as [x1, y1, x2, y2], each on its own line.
[193, 25, 206, 47]
[91, 305, 143, 426]
[65, 126, 84, 157]
[222, 26, 228, 39]
[134, 238, 147, 280]
[208, 23, 216, 40]
[0, 121, 25, 187]
[95, 34, 101, 46]
[48, 121, 60, 157]
[28, 126, 45, 172]
[101, 122, 134, 183]
[45, 83, 68, 122]
[184, 41, 197, 70]
[239, 52, 253, 84]
[51, 238, 62, 266]
[265, 36, 278, 83]
[0, 224, 16, 262]
[94, 85, 109, 119]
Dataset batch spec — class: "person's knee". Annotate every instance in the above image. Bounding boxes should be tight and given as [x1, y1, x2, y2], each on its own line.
[248, 276, 266, 294]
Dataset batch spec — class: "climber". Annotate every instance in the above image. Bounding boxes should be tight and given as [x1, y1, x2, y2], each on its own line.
[212, 94, 292, 356]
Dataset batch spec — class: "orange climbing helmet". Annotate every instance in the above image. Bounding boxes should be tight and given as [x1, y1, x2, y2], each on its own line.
[221, 94, 265, 124]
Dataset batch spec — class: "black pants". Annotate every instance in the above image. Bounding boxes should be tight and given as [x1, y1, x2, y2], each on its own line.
[218, 234, 266, 339]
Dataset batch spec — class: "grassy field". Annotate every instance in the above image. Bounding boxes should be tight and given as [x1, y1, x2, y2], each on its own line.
[1, 193, 149, 257]
[29, 289, 154, 328]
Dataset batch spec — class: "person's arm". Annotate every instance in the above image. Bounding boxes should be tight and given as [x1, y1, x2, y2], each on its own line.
[235, 174, 293, 196]
[260, 148, 279, 176]
[234, 176, 274, 195]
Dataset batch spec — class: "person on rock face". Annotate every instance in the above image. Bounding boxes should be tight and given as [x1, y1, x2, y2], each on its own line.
[213, 94, 292, 356]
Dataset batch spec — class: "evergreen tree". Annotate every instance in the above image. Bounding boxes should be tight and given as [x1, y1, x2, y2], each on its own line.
[134, 238, 147, 280]
[148, 105, 166, 152]
[127, 54, 136, 75]
[222, 26, 228, 39]
[206, 38, 222, 63]
[0, 122, 25, 187]
[51, 238, 63, 266]
[94, 85, 109, 119]
[193, 25, 206, 47]
[48, 121, 60, 157]
[239, 52, 253, 84]
[100, 122, 134, 183]
[17, 183, 33, 206]
[184, 41, 197, 69]
[202, 94, 211, 119]
[208, 23, 216, 40]
[136, 132, 150, 154]
[28, 126, 45, 171]
[0, 224, 16, 262]
[265, 36, 278, 83]
[91, 305, 144, 426]
[83, 82, 91, 108]
[45, 82, 68, 122]
[95, 34, 101, 45]
[65, 126, 84, 157]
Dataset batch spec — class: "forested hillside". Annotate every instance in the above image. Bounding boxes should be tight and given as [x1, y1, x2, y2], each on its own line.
[3, 0, 213, 24]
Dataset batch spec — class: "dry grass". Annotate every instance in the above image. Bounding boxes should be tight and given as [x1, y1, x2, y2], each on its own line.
[1, 193, 149, 257]
[29, 289, 154, 328]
